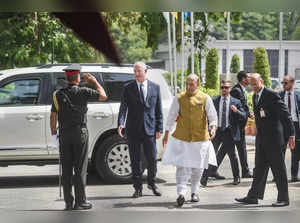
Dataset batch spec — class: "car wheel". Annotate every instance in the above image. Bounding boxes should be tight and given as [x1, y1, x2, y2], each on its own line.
[95, 134, 132, 184]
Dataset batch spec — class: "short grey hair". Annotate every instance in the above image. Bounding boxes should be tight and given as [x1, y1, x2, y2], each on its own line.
[134, 61, 147, 70]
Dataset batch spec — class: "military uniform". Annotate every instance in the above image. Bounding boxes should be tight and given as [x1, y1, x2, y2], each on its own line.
[51, 64, 100, 209]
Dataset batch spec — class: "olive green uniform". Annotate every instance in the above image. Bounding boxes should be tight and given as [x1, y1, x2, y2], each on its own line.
[51, 84, 99, 205]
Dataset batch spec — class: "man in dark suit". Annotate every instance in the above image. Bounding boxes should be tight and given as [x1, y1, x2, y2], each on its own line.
[201, 80, 246, 186]
[118, 61, 163, 198]
[279, 75, 300, 182]
[230, 71, 253, 178]
[235, 73, 295, 207]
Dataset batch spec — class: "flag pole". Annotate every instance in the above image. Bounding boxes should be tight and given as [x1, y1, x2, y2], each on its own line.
[172, 13, 178, 94]
[181, 12, 185, 91]
[191, 12, 195, 74]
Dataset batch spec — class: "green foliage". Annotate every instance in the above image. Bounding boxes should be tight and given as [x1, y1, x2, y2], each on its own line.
[213, 11, 300, 41]
[165, 69, 189, 89]
[245, 90, 254, 113]
[111, 24, 152, 63]
[230, 54, 240, 73]
[253, 47, 271, 88]
[291, 26, 300, 40]
[187, 53, 200, 76]
[198, 85, 219, 98]
[0, 12, 98, 69]
[205, 48, 219, 90]
[138, 13, 167, 51]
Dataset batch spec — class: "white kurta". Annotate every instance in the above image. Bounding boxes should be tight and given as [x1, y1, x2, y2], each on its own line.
[162, 94, 218, 169]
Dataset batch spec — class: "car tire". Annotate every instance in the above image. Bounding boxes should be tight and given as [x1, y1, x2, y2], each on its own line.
[94, 134, 147, 184]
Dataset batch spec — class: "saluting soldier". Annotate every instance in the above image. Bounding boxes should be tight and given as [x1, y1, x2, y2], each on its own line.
[50, 64, 107, 210]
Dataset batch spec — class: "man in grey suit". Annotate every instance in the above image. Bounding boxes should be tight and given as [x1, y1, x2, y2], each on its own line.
[279, 75, 300, 182]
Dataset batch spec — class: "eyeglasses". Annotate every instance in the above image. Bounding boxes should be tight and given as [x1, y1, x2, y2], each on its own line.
[220, 86, 230, 89]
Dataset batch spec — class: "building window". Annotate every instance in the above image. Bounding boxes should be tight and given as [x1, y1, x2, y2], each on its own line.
[243, 50, 254, 73]
[222, 49, 226, 74]
[285, 50, 288, 76]
[267, 50, 279, 78]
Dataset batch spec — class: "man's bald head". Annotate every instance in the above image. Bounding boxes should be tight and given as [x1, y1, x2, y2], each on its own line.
[186, 74, 199, 82]
[186, 73, 200, 95]
[249, 73, 264, 93]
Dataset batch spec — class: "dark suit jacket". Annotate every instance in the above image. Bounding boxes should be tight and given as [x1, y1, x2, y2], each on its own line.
[118, 80, 163, 138]
[279, 90, 300, 140]
[253, 87, 294, 149]
[213, 96, 246, 141]
[230, 83, 250, 127]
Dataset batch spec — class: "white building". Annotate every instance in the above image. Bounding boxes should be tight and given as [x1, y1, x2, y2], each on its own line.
[150, 40, 300, 79]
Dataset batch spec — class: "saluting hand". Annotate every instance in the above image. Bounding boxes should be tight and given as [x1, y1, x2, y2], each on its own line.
[84, 73, 97, 85]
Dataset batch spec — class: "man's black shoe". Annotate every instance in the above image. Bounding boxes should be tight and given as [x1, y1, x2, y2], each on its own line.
[73, 201, 92, 210]
[176, 195, 185, 207]
[132, 189, 142, 198]
[211, 172, 226, 180]
[291, 176, 299, 182]
[235, 196, 258, 204]
[242, 172, 253, 178]
[147, 185, 162, 196]
[272, 200, 289, 207]
[64, 202, 73, 211]
[191, 193, 199, 202]
[233, 177, 241, 185]
[200, 177, 208, 187]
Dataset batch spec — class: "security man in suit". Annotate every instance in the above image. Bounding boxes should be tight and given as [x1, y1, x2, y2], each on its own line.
[50, 64, 107, 210]
[118, 61, 163, 198]
[201, 80, 246, 186]
[235, 73, 295, 207]
[230, 71, 253, 178]
[280, 75, 300, 182]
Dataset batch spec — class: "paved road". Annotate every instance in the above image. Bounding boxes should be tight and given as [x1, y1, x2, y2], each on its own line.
[0, 145, 299, 222]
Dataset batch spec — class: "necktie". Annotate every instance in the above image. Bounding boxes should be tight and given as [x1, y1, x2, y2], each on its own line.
[140, 83, 145, 104]
[288, 92, 291, 113]
[221, 97, 227, 130]
[255, 94, 259, 106]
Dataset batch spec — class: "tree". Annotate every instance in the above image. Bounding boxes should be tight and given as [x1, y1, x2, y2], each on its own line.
[187, 53, 200, 76]
[110, 23, 152, 63]
[230, 54, 240, 73]
[0, 12, 99, 69]
[205, 48, 219, 90]
[253, 47, 271, 88]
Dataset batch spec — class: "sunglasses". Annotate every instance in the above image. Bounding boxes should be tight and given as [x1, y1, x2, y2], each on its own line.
[281, 81, 289, 85]
[220, 86, 230, 89]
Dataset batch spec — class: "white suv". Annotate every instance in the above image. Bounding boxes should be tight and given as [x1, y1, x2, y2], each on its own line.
[0, 64, 172, 183]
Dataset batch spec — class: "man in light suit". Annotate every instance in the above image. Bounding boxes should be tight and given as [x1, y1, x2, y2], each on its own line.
[279, 75, 300, 182]
[230, 71, 253, 178]
[201, 80, 246, 186]
[235, 73, 295, 207]
[118, 61, 163, 198]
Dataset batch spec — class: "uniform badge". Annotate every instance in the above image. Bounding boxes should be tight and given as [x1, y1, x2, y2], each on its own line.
[260, 108, 266, 118]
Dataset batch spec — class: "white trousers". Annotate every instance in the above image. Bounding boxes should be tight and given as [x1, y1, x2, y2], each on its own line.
[176, 166, 204, 196]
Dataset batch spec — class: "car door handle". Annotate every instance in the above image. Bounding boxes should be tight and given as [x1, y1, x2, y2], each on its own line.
[91, 112, 111, 119]
[26, 114, 44, 121]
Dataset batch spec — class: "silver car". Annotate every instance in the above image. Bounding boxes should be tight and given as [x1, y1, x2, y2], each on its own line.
[0, 64, 172, 183]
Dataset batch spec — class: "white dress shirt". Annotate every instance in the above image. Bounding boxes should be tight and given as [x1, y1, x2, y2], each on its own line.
[256, 86, 265, 102]
[284, 90, 298, 122]
[136, 80, 148, 101]
[219, 95, 230, 128]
